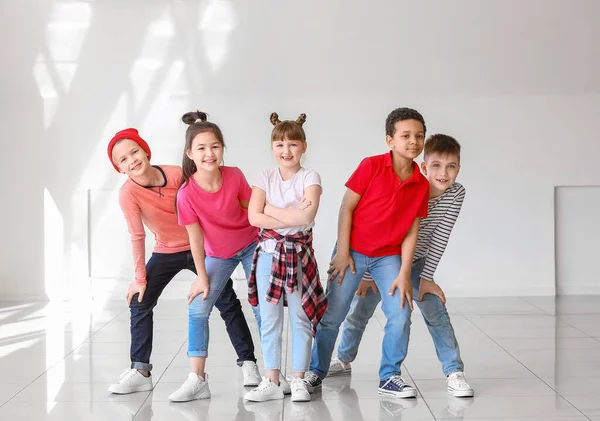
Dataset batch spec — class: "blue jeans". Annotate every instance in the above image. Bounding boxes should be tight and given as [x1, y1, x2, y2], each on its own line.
[130, 250, 259, 371]
[337, 258, 464, 376]
[188, 242, 258, 357]
[310, 249, 412, 380]
[255, 251, 313, 372]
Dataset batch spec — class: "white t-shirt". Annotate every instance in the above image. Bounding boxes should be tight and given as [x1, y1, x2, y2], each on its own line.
[254, 167, 322, 253]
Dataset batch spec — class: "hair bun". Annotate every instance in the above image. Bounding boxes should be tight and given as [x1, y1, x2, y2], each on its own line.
[295, 113, 307, 126]
[270, 112, 281, 126]
[182, 110, 209, 125]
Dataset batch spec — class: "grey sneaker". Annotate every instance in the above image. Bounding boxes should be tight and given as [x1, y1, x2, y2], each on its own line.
[327, 358, 352, 377]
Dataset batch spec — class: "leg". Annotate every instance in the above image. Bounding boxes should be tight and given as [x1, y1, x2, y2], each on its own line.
[337, 288, 382, 363]
[188, 255, 241, 377]
[186, 252, 256, 365]
[412, 260, 464, 376]
[287, 267, 313, 402]
[287, 272, 313, 377]
[369, 255, 412, 381]
[255, 251, 285, 383]
[240, 242, 262, 332]
[130, 252, 186, 371]
[309, 249, 367, 378]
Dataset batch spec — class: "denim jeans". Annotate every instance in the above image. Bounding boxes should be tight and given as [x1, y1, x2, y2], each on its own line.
[130, 249, 258, 371]
[255, 250, 313, 372]
[188, 242, 257, 357]
[337, 258, 464, 376]
[310, 248, 412, 380]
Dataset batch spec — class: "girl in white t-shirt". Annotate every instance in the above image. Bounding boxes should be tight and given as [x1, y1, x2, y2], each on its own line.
[245, 113, 327, 403]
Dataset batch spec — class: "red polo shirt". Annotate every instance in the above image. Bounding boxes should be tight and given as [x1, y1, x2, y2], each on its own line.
[345, 152, 429, 257]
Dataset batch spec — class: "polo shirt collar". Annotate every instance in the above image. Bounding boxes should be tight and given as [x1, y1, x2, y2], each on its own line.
[384, 151, 422, 184]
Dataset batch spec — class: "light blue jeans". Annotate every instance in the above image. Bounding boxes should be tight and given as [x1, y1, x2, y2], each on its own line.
[337, 258, 464, 376]
[188, 242, 260, 357]
[255, 250, 313, 372]
[310, 248, 412, 380]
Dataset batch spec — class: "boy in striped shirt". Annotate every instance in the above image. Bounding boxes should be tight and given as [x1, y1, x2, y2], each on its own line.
[328, 134, 474, 398]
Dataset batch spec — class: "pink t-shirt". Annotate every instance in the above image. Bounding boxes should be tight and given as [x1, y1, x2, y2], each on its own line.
[176, 166, 258, 259]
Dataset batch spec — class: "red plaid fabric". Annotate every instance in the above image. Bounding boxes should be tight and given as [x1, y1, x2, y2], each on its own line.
[248, 229, 327, 335]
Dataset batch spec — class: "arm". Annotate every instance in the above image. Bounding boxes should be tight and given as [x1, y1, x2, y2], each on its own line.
[119, 190, 148, 305]
[388, 217, 420, 310]
[119, 190, 147, 284]
[420, 188, 465, 282]
[248, 186, 288, 229]
[264, 185, 322, 227]
[185, 222, 210, 303]
[328, 188, 362, 284]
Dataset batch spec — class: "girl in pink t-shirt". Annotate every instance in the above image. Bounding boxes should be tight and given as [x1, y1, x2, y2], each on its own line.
[168, 111, 260, 402]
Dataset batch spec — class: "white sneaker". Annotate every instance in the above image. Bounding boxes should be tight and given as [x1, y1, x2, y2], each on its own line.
[279, 373, 291, 395]
[290, 378, 311, 402]
[242, 361, 262, 387]
[168, 372, 211, 402]
[327, 358, 352, 377]
[447, 371, 474, 397]
[244, 377, 284, 402]
[108, 369, 153, 394]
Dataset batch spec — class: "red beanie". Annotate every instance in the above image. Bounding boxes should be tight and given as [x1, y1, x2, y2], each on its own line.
[107, 128, 152, 172]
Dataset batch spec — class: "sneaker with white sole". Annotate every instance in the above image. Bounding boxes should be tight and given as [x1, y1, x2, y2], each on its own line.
[108, 368, 153, 394]
[168, 372, 211, 402]
[378, 375, 417, 398]
[279, 373, 291, 395]
[244, 377, 284, 402]
[447, 371, 474, 397]
[242, 361, 262, 387]
[303, 371, 322, 391]
[290, 378, 311, 402]
[327, 359, 352, 377]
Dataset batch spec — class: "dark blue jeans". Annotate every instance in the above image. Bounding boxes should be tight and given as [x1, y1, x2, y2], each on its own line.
[129, 250, 257, 371]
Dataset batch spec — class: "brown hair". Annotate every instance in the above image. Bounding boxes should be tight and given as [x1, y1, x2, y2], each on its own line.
[424, 134, 461, 161]
[179, 110, 225, 189]
[270, 112, 307, 142]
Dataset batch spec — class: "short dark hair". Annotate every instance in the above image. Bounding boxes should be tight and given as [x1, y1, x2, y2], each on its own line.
[424, 134, 461, 161]
[385, 107, 426, 137]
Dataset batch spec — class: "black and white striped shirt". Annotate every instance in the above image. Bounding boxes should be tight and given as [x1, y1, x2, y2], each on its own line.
[363, 182, 466, 282]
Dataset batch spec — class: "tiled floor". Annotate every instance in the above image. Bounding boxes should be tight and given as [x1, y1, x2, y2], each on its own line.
[1, 292, 600, 420]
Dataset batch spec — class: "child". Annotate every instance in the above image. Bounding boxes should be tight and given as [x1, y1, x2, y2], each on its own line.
[169, 111, 269, 402]
[305, 107, 430, 398]
[329, 134, 474, 397]
[106, 128, 262, 394]
[244, 113, 327, 403]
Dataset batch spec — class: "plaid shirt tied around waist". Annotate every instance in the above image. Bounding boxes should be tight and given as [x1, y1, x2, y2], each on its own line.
[248, 229, 327, 335]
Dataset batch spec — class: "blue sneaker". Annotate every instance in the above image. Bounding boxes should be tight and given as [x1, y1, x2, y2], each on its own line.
[378, 375, 417, 398]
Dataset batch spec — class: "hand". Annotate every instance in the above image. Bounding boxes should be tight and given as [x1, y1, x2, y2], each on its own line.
[327, 251, 356, 285]
[418, 279, 446, 304]
[298, 197, 312, 210]
[356, 279, 378, 297]
[126, 282, 147, 306]
[188, 275, 210, 304]
[388, 274, 414, 310]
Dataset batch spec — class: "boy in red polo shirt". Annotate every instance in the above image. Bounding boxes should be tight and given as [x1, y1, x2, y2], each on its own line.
[305, 108, 429, 398]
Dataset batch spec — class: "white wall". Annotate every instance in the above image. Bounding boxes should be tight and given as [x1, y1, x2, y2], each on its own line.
[555, 187, 600, 295]
[1, 0, 599, 300]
